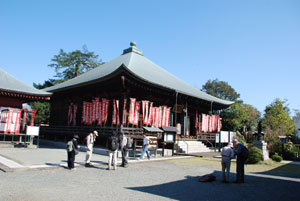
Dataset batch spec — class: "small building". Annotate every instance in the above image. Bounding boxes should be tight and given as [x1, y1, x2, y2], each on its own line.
[0, 68, 51, 108]
[43, 42, 233, 147]
[0, 68, 51, 140]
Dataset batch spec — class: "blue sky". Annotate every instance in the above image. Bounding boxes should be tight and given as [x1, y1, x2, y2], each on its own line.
[1, 0, 299, 116]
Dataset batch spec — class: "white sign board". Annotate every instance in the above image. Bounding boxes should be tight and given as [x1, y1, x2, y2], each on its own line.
[230, 131, 236, 142]
[215, 131, 236, 143]
[26, 126, 40, 136]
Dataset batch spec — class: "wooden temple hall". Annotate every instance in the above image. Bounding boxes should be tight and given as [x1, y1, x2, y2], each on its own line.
[42, 42, 233, 152]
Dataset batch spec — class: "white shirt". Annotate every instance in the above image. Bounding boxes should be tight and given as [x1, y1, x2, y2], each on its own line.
[221, 145, 234, 162]
[121, 135, 127, 149]
[86, 133, 95, 147]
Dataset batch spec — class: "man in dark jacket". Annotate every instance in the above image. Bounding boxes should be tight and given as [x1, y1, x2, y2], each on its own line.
[67, 135, 80, 170]
[233, 139, 246, 183]
[120, 132, 128, 168]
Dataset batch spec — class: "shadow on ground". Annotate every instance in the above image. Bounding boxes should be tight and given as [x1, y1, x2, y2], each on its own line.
[252, 163, 300, 178]
[127, 170, 300, 201]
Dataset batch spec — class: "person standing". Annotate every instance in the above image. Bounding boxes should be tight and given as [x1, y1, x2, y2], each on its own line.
[67, 135, 80, 170]
[107, 132, 119, 170]
[221, 143, 234, 183]
[85, 130, 98, 167]
[139, 134, 150, 160]
[233, 139, 247, 183]
[120, 132, 128, 167]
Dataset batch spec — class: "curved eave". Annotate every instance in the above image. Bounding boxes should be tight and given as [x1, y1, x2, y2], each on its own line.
[0, 89, 51, 101]
[44, 65, 126, 93]
[122, 66, 233, 109]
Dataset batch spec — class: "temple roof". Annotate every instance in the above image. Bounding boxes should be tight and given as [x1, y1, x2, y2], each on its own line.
[0, 68, 51, 99]
[45, 42, 233, 107]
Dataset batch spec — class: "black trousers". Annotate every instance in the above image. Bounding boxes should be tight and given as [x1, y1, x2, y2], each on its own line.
[121, 148, 128, 166]
[236, 157, 245, 182]
[68, 151, 75, 169]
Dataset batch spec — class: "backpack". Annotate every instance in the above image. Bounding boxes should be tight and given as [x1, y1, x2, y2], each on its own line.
[110, 136, 119, 151]
[126, 137, 132, 148]
[240, 145, 249, 160]
[67, 140, 73, 152]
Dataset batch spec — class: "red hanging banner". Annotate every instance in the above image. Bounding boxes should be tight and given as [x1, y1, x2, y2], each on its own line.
[6, 108, 13, 133]
[158, 106, 162, 128]
[82, 102, 86, 124]
[73, 104, 77, 126]
[112, 99, 117, 125]
[208, 115, 213, 133]
[101, 99, 106, 123]
[162, 106, 167, 127]
[195, 111, 198, 129]
[97, 102, 102, 125]
[92, 100, 96, 123]
[86, 103, 90, 125]
[166, 107, 171, 127]
[30, 109, 37, 126]
[217, 116, 222, 133]
[151, 106, 156, 127]
[142, 101, 149, 125]
[104, 99, 109, 124]
[22, 109, 28, 131]
[95, 99, 99, 122]
[122, 99, 127, 126]
[116, 100, 120, 126]
[89, 102, 93, 125]
[68, 104, 73, 125]
[153, 107, 159, 128]
[129, 98, 136, 124]
[147, 102, 153, 126]
[14, 109, 22, 134]
[201, 114, 208, 133]
[133, 101, 140, 126]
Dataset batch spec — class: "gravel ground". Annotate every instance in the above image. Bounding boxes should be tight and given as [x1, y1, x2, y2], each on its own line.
[0, 159, 299, 201]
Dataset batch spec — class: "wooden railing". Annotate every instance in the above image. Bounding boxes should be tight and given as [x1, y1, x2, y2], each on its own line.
[197, 133, 216, 147]
[40, 125, 143, 143]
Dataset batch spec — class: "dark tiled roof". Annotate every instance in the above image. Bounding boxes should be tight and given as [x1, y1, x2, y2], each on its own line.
[45, 43, 233, 106]
[0, 68, 51, 97]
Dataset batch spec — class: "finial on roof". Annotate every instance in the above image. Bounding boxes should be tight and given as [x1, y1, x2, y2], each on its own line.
[130, 41, 136, 47]
[123, 41, 143, 55]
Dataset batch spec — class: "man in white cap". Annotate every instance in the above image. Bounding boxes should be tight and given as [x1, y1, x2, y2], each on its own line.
[85, 130, 98, 167]
[221, 142, 234, 183]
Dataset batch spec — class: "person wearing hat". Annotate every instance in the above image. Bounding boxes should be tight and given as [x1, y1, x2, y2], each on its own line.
[120, 132, 128, 168]
[221, 142, 234, 183]
[85, 130, 98, 167]
[232, 139, 246, 183]
[67, 135, 80, 170]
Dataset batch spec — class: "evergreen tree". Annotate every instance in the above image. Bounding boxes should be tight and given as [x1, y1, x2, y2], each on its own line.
[262, 98, 296, 143]
[202, 79, 241, 102]
[48, 45, 103, 80]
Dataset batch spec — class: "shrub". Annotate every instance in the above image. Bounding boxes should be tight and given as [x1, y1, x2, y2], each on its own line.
[283, 149, 297, 160]
[268, 138, 281, 156]
[282, 142, 297, 160]
[271, 154, 283, 162]
[247, 147, 263, 164]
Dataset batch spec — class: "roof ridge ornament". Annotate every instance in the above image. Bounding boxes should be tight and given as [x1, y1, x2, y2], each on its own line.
[123, 41, 143, 55]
